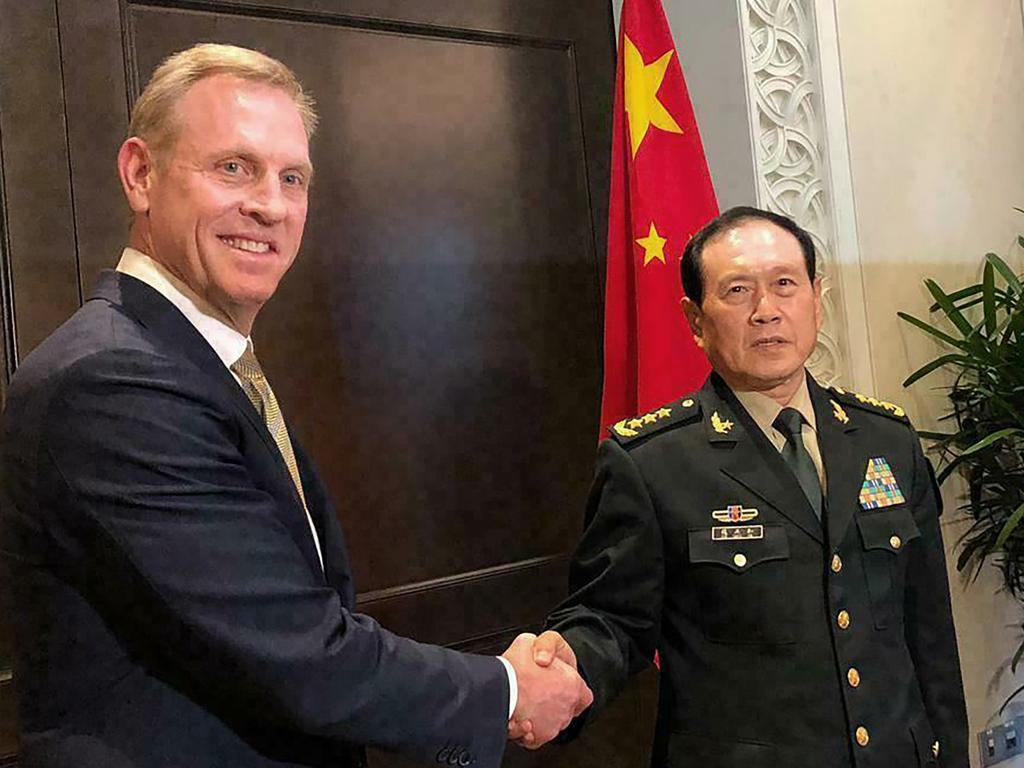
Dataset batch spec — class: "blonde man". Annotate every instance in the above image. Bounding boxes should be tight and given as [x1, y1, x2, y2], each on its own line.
[0, 44, 590, 768]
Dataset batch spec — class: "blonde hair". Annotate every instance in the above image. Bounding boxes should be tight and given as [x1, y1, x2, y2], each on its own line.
[129, 43, 318, 156]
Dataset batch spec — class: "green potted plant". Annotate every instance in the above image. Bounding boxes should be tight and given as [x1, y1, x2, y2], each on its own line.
[899, 219, 1024, 708]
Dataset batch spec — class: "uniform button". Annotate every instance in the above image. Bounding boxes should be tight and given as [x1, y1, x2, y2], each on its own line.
[855, 726, 870, 747]
[847, 667, 861, 687]
[837, 610, 851, 630]
[890, 535, 902, 550]
[831, 554, 843, 573]
[932, 741, 940, 758]
[733, 553, 747, 568]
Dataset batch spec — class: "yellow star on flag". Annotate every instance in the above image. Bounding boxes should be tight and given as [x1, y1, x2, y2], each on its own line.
[636, 221, 668, 266]
[624, 35, 684, 158]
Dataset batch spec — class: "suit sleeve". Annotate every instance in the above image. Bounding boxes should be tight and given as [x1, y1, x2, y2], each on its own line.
[37, 349, 509, 767]
[545, 437, 663, 732]
[904, 431, 969, 767]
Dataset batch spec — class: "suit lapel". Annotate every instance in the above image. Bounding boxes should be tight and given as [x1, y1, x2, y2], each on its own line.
[92, 270, 327, 579]
[293, 438, 355, 602]
[703, 375, 824, 543]
[809, 377, 863, 551]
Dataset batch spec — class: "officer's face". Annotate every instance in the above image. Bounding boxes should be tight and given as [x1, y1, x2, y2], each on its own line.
[682, 220, 821, 401]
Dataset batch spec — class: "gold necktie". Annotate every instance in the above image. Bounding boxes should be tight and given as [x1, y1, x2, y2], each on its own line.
[231, 343, 324, 569]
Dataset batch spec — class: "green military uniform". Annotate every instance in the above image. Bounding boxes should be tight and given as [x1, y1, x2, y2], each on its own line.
[548, 372, 968, 767]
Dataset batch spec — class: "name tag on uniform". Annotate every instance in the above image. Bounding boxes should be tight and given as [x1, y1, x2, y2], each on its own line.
[712, 525, 764, 541]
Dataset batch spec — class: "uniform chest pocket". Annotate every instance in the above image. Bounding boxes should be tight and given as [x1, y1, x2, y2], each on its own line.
[855, 507, 921, 629]
[686, 524, 795, 644]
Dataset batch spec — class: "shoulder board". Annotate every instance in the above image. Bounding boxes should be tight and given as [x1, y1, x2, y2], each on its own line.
[829, 386, 910, 424]
[608, 396, 701, 446]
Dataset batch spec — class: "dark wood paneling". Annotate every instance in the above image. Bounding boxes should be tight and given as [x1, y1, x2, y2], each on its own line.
[0, 675, 15, 766]
[0, 0, 82, 360]
[56, 2, 132, 292]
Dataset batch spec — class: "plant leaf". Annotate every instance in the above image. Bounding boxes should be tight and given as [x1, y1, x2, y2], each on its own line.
[925, 279, 974, 337]
[987, 252, 1023, 294]
[995, 500, 1024, 549]
[1012, 635, 1024, 673]
[960, 428, 1024, 457]
[897, 311, 967, 349]
[983, 261, 997, 337]
[929, 284, 985, 311]
[917, 430, 956, 441]
[902, 354, 969, 386]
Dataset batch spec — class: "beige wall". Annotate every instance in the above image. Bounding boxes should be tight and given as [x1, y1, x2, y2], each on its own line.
[836, 0, 1024, 760]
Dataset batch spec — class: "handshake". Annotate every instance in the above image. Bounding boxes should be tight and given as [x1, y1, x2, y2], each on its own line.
[501, 630, 593, 750]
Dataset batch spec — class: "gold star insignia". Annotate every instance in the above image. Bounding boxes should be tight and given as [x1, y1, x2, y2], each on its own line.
[624, 35, 684, 158]
[628, 418, 645, 430]
[636, 221, 668, 266]
[657, 407, 672, 418]
[643, 413, 658, 424]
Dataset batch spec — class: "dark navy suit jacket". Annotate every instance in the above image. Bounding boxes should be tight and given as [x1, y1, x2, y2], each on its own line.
[0, 271, 509, 767]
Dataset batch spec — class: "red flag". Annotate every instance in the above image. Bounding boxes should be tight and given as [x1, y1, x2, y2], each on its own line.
[600, 0, 718, 433]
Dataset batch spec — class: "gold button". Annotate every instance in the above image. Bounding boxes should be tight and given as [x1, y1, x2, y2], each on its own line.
[890, 535, 902, 550]
[682, 399, 695, 407]
[837, 610, 851, 630]
[855, 726, 870, 747]
[831, 554, 843, 573]
[733, 553, 747, 568]
[932, 741, 940, 758]
[847, 667, 860, 687]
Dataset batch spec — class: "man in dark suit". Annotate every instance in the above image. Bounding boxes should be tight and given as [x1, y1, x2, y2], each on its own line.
[530, 207, 968, 766]
[0, 43, 590, 767]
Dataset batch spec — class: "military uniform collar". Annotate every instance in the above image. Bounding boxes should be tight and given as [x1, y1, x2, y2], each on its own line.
[733, 375, 817, 444]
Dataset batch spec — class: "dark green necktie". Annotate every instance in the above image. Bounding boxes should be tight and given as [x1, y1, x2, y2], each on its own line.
[773, 407, 823, 519]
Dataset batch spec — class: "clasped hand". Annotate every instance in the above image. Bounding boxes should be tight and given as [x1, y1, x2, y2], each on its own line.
[500, 630, 592, 750]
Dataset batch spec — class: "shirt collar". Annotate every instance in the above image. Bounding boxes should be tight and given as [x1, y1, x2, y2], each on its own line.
[116, 247, 249, 369]
[732, 374, 817, 437]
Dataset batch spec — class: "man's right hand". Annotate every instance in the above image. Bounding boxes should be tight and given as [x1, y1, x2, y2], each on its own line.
[501, 632, 592, 749]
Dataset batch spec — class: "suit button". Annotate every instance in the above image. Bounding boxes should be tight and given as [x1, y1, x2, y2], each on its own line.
[831, 554, 843, 573]
[855, 726, 870, 747]
[837, 610, 851, 630]
[889, 535, 902, 550]
[847, 667, 861, 688]
[733, 553, 747, 568]
[932, 741, 940, 758]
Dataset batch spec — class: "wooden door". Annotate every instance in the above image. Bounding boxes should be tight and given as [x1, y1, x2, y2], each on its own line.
[0, 2, 656, 766]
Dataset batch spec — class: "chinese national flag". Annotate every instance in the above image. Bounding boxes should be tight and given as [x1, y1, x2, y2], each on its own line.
[600, 0, 718, 432]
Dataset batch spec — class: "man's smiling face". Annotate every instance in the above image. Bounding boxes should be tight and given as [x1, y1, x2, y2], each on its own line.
[136, 73, 313, 331]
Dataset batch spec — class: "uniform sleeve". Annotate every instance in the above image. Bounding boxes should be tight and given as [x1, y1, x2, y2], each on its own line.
[38, 349, 509, 767]
[904, 431, 969, 767]
[545, 438, 664, 730]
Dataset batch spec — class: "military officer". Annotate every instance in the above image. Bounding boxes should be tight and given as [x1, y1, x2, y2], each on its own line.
[539, 206, 968, 767]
